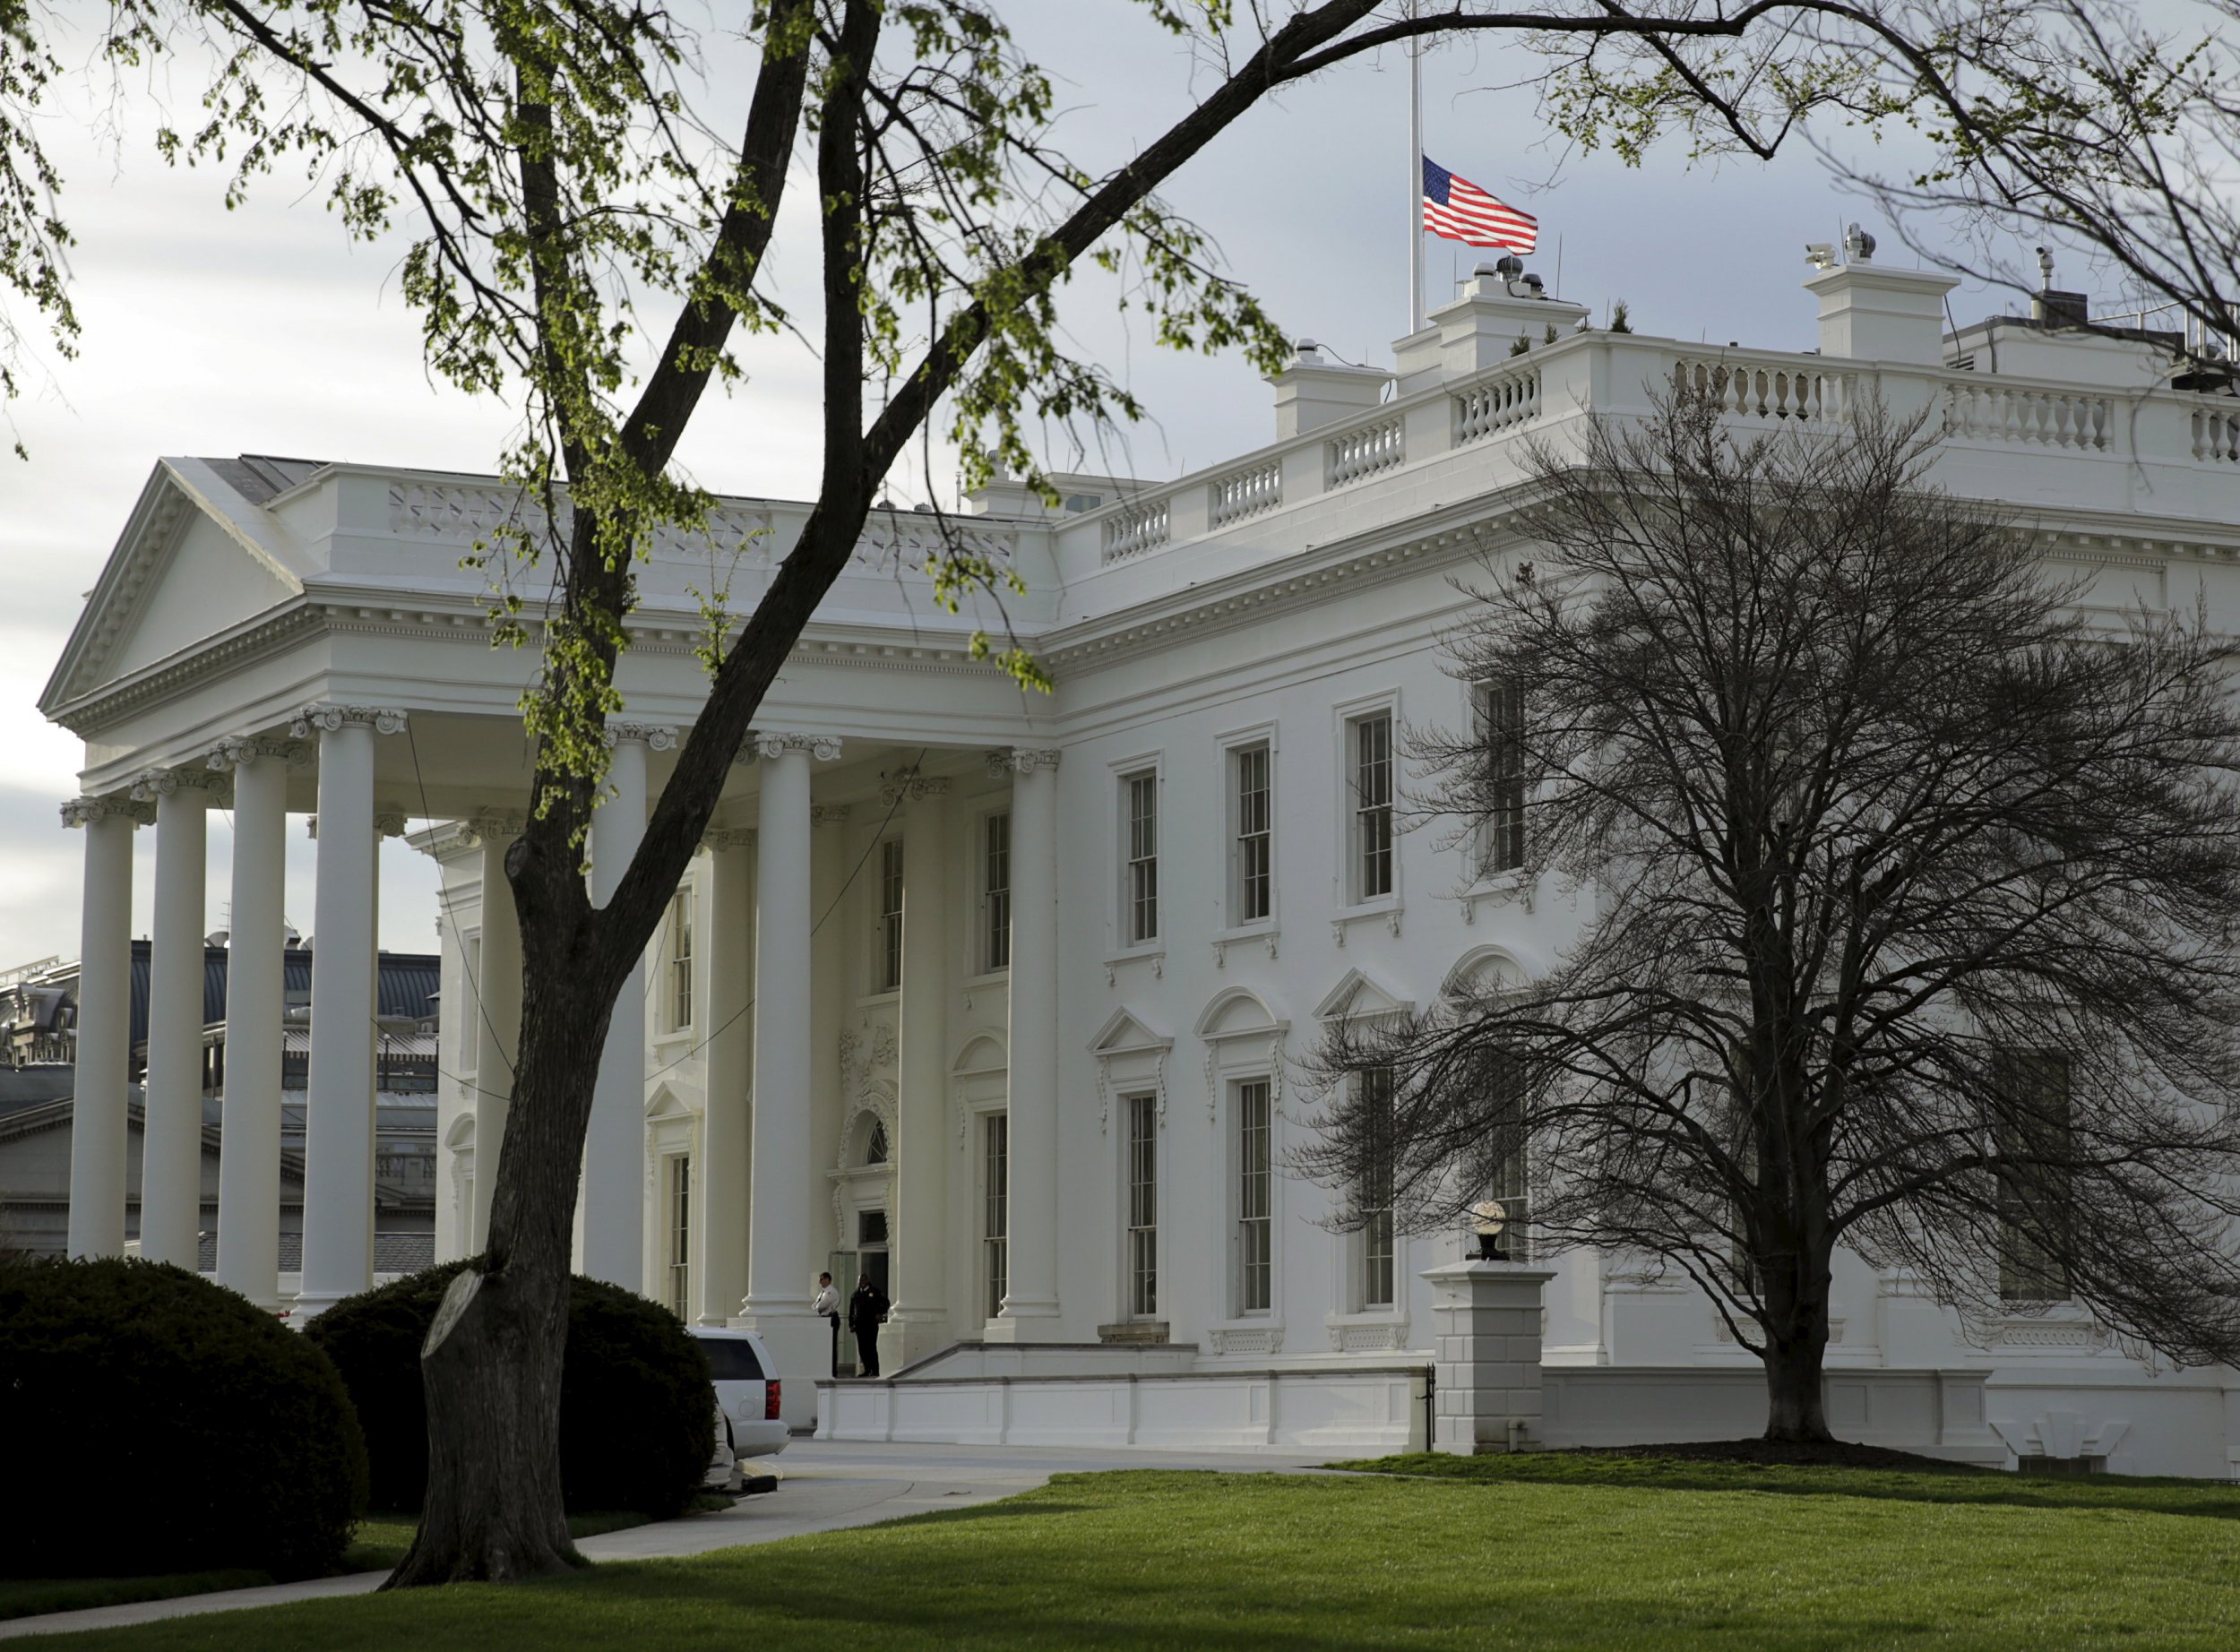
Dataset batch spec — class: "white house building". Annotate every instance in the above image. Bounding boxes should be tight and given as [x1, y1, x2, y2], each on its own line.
[41, 248, 2240, 1474]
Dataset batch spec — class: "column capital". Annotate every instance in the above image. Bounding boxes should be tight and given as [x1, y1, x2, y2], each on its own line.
[605, 721, 677, 751]
[753, 730, 843, 762]
[461, 811, 527, 847]
[375, 809, 411, 839]
[702, 826, 757, 853]
[879, 770, 952, 806]
[128, 766, 228, 803]
[986, 746, 1062, 779]
[206, 736, 312, 772]
[291, 703, 409, 736]
[811, 803, 852, 828]
[61, 794, 155, 828]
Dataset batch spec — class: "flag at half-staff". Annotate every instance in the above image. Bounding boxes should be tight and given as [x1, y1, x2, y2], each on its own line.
[1421, 157, 1538, 254]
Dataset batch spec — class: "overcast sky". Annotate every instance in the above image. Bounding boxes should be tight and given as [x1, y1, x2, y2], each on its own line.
[1, 2, 2048, 969]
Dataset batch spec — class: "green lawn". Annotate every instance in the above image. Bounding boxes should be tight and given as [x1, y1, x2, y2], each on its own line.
[1, 1512, 659, 1625]
[15, 1459, 2240, 1649]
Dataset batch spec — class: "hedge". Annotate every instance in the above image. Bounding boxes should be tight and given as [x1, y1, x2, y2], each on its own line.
[305, 1260, 713, 1518]
[0, 1257, 366, 1580]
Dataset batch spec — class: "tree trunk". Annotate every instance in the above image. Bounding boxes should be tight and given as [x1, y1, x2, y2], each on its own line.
[386, 1262, 579, 1584]
[389, 897, 609, 1587]
[1759, 1250, 1836, 1443]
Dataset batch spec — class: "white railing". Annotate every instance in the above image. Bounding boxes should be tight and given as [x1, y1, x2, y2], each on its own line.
[1101, 497, 1172, 563]
[1453, 366, 1542, 445]
[1944, 382, 2112, 452]
[2192, 403, 2240, 464]
[1327, 417, 1405, 488]
[1209, 460, 1282, 528]
[1675, 358, 1852, 424]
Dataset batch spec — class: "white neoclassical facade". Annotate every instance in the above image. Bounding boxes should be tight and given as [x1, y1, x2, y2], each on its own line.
[43, 254, 2240, 1472]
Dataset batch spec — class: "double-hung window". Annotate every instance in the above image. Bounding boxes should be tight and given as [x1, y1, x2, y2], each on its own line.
[1476, 1051, 1529, 1261]
[666, 887, 694, 1031]
[1233, 744, 1272, 925]
[876, 839, 905, 993]
[983, 1113, 1010, 1320]
[1126, 1095, 1159, 1317]
[1350, 713, 1395, 901]
[1236, 1079, 1273, 1313]
[666, 1154, 692, 1319]
[1996, 1052, 2075, 1303]
[1475, 677, 1526, 875]
[1124, 771, 1159, 945]
[1359, 1065, 1397, 1308]
[983, 811, 1012, 972]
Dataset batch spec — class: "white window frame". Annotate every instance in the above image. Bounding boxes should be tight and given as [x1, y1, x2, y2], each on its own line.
[1333, 692, 1404, 921]
[1123, 1092, 1160, 1321]
[1472, 676, 1528, 879]
[664, 883, 695, 1034]
[1108, 753, 1165, 958]
[1218, 723, 1279, 937]
[1234, 1076, 1275, 1317]
[665, 1151, 693, 1320]
[982, 1110, 1010, 1321]
[978, 806, 1012, 977]
[1355, 1065, 1398, 1311]
[873, 835, 905, 996]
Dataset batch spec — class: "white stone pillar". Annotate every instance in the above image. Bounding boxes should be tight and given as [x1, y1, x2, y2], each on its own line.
[469, 815, 524, 1252]
[988, 747, 1062, 1338]
[134, 766, 219, 1269]
[211, 738, 297, 1306]
[1423, 1260, 1556, 1454]
[700, 827, 755, 1324]
[295, 705, 400, 1314]
[741, 732, 837, 1418]
[582, 723, 668, 1290]
[63, 795, 146, 1258]
[882, 772, 951, 1372]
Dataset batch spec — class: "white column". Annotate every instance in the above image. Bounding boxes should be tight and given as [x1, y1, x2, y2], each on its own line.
[740, 733, 836, 1417]
[582, 723, 668, 1289]
[64, 796, 145, 1258]
[699, 828, 755, 1323]
[135, 766, 218, 1269]
[989, 747, 1062, 1338]
[883, 772, 951, 1371]
[296, 705, 395, 1314]
[212, 738, 296, 1306]
[470, 816, 523, 1252]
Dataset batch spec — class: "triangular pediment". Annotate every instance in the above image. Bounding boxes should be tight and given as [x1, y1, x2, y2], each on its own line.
[1313, 968, 1416, 1023]
[1088, 1006, 1171, 1058]
[42, 460, 310, 715]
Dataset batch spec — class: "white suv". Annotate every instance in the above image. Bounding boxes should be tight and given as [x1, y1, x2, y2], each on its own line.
[688, 1327, 789, 1458]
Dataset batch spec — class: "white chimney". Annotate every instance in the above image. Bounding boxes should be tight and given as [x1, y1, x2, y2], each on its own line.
[1393, 262, 1589, 392]
[1804, 258, 1960, 366]
[1270, 340, 1392, 439]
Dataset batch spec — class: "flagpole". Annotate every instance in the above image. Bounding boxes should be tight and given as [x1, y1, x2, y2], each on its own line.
[1408, 1, 1425, 334]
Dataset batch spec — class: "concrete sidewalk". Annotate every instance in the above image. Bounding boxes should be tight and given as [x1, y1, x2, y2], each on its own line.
[2, 1439, 1331, 1641]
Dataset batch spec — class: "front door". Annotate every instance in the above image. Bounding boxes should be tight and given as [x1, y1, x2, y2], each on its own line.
[831, 1210, 892, 1374]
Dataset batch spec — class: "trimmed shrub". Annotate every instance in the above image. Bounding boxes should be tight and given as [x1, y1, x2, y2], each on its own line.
[306, 1260, 713, 1518]
[0, 1257, 366, 1581]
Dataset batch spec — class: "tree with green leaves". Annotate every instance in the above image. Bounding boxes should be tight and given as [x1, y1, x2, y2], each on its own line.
[1305, 392, 2240, 1442]
[4, 0, 2208, 1587]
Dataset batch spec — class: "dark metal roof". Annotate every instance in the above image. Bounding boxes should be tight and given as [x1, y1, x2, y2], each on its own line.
[200, 454, 331, 504]
[108, 942, 440, 1046]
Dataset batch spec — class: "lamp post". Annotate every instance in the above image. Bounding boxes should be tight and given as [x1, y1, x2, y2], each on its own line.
[1471, 1200, 1509, 1262]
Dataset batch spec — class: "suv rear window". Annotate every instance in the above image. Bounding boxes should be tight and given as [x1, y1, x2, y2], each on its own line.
[697, 1338, 766, 1381]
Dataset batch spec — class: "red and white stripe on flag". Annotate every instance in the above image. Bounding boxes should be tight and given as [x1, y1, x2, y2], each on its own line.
[1421, 156, 1538, 255]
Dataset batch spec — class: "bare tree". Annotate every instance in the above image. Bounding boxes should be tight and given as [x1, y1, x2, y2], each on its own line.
[13, 0, 2230, 1581]
[1303, 391, 2240, 1441]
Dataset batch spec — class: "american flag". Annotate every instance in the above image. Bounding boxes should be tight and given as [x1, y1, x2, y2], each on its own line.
[1422, 157, 1538, 255]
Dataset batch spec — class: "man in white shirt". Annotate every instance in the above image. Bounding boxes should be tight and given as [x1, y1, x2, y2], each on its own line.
[810, 1271, 841, 1376]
